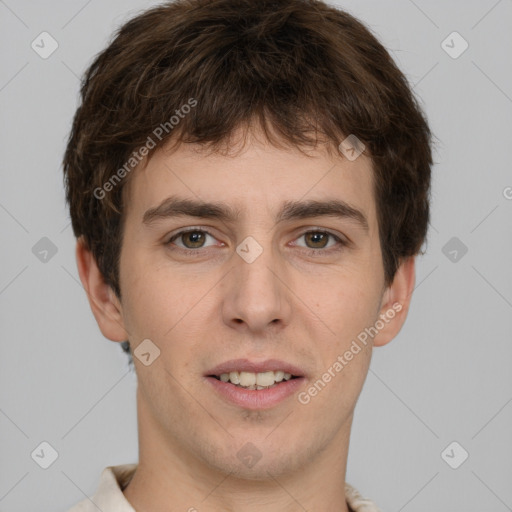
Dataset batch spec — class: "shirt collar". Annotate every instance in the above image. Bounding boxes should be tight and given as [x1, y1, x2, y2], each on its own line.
[74, 464, 381, 512]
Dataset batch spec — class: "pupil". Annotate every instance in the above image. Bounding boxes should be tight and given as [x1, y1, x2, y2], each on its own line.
[185, 231, 204, 247]
[308, 232, 327, 248]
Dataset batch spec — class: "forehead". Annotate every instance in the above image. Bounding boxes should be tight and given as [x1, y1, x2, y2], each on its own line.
[122, 133, 377, 232]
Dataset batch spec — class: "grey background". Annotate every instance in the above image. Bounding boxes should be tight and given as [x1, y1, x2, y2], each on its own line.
[1, 0, 511, 510]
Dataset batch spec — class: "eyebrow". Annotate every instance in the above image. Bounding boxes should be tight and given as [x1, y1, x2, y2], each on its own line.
[142, 195, 369, 232]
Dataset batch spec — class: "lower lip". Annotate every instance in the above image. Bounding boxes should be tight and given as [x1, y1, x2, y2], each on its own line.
[205, 376, 305, 410]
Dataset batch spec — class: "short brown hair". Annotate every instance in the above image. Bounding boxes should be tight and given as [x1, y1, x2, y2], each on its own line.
[63, 0, 433, 301]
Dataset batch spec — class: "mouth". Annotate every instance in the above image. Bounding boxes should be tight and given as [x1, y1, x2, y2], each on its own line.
[208, 370, 300, 390]
[204, 359, 306, 409]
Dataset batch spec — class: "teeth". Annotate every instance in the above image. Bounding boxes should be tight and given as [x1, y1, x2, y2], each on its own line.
[239, 372, 256, 387]
[217, 370, 295, 388]
[256, 371, 275, 387]
[274, 370, 285, 382]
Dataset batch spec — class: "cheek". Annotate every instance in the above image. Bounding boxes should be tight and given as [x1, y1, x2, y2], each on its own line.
[301, 282, 378, 411]
[309, 271, 381, 337]
[120, 256, 212, 354]
[118, 252, 171, 340]
[296, 273, 382, 393]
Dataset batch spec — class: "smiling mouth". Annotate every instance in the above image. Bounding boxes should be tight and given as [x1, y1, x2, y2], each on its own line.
[209, 370, 300, 390]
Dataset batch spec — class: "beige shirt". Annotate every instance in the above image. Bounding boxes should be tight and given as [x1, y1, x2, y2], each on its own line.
[66, 464, 381, 512]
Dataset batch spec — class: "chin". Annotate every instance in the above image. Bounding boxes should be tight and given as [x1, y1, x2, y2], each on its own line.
[199, 436, 318, 482]
[217, 454, 303, 482]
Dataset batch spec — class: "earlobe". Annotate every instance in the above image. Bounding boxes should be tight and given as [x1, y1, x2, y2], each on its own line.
[75, 236, 128, 342]
[372, 256, 416, 348]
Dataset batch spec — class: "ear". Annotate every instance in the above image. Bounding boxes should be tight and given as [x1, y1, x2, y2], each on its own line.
[372, 256, 416, 348]
[75, 236, 128, 342]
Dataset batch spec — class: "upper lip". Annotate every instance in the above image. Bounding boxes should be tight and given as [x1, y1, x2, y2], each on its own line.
[206, 359, 305, 377]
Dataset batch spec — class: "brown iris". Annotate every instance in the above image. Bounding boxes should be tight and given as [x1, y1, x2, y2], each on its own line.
[304, 232, 330, 249]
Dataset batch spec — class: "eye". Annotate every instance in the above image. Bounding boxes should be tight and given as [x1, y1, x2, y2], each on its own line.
[293, 230, 346, 253]
[166, 228, 218, 250]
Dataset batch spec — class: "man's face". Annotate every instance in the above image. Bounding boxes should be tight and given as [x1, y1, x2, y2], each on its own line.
[113, 132, 394, 479]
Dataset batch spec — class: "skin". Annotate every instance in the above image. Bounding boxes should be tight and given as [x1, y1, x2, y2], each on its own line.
[76, 127, 416, 512]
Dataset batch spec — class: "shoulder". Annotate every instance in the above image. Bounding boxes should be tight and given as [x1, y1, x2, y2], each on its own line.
[345, 482, 382, 512]
[63, 464, 138, 512]
[65, 498, 97, 512]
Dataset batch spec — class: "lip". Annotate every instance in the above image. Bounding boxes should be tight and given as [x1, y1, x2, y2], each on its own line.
[205, 358, 306, 377]
[205, 375, 305, 410]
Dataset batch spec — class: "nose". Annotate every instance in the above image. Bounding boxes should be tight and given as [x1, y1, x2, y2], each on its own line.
[221, 239, 292, 334]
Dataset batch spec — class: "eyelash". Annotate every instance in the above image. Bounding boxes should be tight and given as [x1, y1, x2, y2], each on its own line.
[165, 227, 347, 257]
